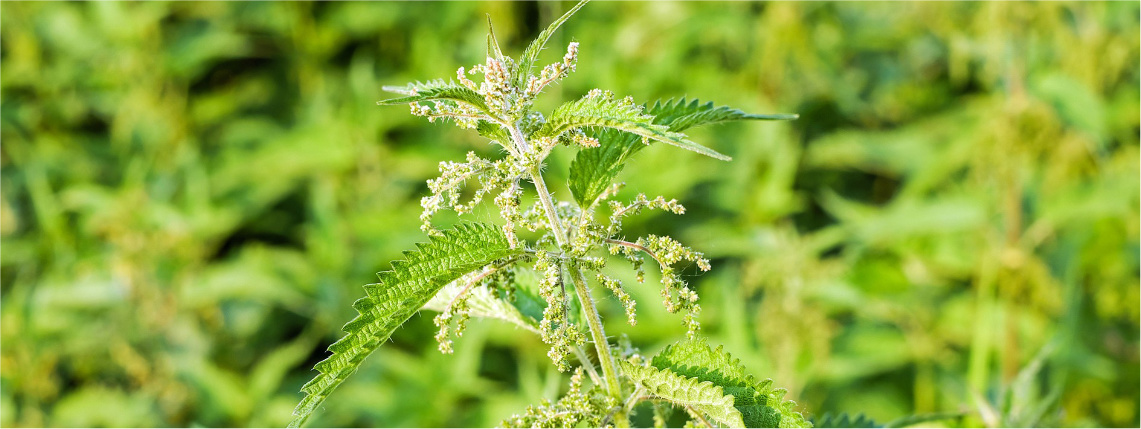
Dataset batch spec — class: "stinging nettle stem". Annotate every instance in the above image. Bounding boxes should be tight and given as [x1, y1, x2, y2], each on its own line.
[512, 124, 624, 404]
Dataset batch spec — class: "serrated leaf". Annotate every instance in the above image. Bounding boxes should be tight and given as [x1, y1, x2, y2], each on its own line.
[477, 120, 511, 145]
[567, 128, 643, 207]
[380, 79, 454, 96]
[290, 223, 522, 428]
[811, 412, 881, 428]
[377, 83, 491, 115]
[884, 412, 965, 428]
[539, 93, 730, 160]
[647, 98, 798, 132]
[568, 98, 793, 207]
[621, 361, 746, 428]
[514, 0, 589, 88]
[651, 339, 812, 428]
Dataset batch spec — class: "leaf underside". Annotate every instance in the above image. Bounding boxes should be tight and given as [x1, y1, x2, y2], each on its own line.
[568, 98, 796, 207]
[423, 276, 539, 335]
[650, 339, 812, 428]
[290, 223, 521, 428]
[621, 360, 747, 428]
[377, 82, 491, 114]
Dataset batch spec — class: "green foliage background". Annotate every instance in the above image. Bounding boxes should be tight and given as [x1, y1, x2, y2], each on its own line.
[1, 1, 1137, 427]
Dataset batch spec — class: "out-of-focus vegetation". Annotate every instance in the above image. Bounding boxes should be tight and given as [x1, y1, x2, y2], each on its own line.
[1, 1, 1136, 427]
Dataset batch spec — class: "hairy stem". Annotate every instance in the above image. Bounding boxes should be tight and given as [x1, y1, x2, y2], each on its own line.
[568, 265, 626, 419]
[513, 124, 625, 415]
[571, 345, 603, 386]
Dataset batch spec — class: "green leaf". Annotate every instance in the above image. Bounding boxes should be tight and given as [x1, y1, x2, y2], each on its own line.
[567, 128, 643, 207]
[811, 413, 881, 428]
[540, 93, 730, 159]
[422, 271, 539, 335]
[477, 120, 511, 145]
[514, 0, 589, 87]
[650, 339, 812, 428]
[568, 98, 793, 207]
[290, 223, 522, 428]
[646, 98, 798, 132]
[377, 82, 491, 115]
[486, 15, 505, 60]
[884, 412, 966, 428]
[380, 79, 454, 96]
[621, 361, 746, 428]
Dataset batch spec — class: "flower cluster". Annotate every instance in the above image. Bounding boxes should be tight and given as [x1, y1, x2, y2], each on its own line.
[535, 250, 584, 371]
[606, 193, 686, 237]
[524, 42, 579, 99]
[420, 151, 526, 238]
[432, 294, 470, 355]
[615, 234, 710, 338]
[597, 273, 636, 325]
[460, 56, 521, 119]
[501, 367, 613, 428]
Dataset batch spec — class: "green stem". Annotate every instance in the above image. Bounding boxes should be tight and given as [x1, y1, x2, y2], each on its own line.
[512, 124, 625, 420]
[567, 264, 624, 402]
[527, 165, 623, 397]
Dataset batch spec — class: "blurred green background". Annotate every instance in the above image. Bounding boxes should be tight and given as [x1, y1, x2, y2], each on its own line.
[1, 1, 1138, 427]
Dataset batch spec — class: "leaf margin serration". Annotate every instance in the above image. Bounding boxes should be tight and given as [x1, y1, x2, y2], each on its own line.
[290, 222, 521, 427]
[377, 83, 492, 116]
[650, 338, 812, 428]
[538, 94, 732, 162]
[567, 98, 795, 207]
[620, 360, 747, 428]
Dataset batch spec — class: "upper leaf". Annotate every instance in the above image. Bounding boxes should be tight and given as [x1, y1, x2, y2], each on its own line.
[620, 361, 747, 428]
[651, 339, 812, 428]
[290, 223, 522, 427]
[537, 92, 731, 161]
[378, 82, 491, 115]
[381, 79, 455, 96]
[486, 15, 505, 60]
[514, 0, 589, 88]
[568, 98, 793, 207]
[647, 98, 798, 132]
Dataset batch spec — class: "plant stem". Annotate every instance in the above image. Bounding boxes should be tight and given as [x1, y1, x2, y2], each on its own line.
[527, 165, 622, 394]
[512, 124, 625, 413]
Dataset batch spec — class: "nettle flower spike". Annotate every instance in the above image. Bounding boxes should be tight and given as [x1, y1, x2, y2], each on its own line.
[526, 41, 579, 98]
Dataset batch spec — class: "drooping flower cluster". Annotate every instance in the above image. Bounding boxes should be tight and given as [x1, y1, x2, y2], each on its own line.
[420, 151, 526, 240]
[535, 250, 585, 371]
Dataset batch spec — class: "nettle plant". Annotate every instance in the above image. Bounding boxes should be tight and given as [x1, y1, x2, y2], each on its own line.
[292, 2, 811, 428]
